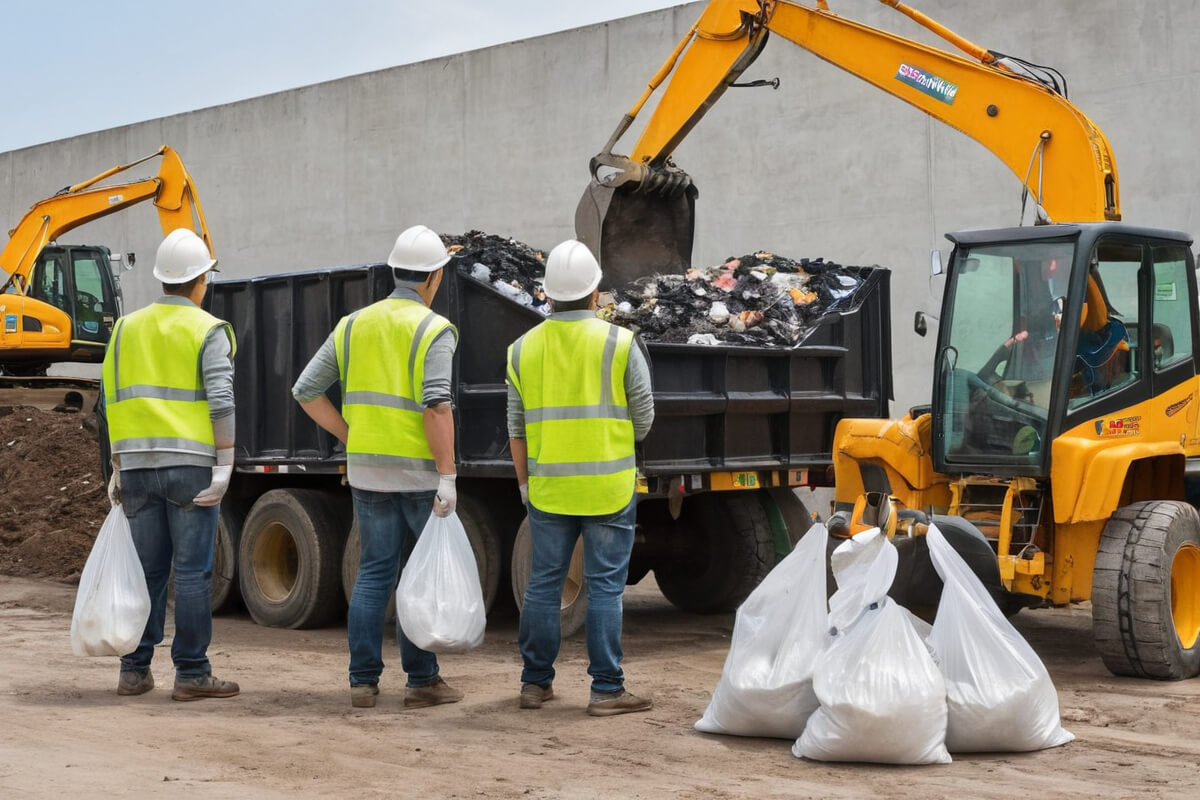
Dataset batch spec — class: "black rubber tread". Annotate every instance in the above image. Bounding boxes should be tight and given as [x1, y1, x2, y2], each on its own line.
[1092, 500, 1200, 680]
[511, 516, 589, 639]
[238, 488, 348, 629]
[211, 503, 243, 613]
[655, 491, 776, 614]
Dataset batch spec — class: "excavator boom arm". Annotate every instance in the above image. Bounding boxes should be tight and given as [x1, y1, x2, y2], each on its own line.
[0, 145, 213, 291]
[611, 0, 1119, 224]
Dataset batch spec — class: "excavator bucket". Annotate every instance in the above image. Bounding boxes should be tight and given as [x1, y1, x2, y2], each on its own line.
[575, 179, 697, 290]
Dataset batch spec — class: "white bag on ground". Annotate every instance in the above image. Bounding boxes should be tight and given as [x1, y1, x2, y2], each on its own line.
[926, 523, 1074, 752]
[695, 524, 829, 738]
[70, 504, 151, 657]
[794, 528, 951, 765]
[396, 511, 486, 653]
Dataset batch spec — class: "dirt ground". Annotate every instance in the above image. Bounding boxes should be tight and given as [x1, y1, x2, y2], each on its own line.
[1, 574, 1198, 799]
[3, 408, 1200, 798]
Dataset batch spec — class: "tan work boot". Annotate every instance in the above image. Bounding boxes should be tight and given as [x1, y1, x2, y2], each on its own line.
[587, 689, 652, 717]
[519, 683, 554, 709]
[171, 674, 240, 702]
[404, 676, 463, 709]
[117, 669, 154, 696]
[351, 684, 380, 708]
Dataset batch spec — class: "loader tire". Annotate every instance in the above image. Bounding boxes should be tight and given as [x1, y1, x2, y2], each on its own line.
[1092, 501, 1200, 680]
[212, 503, 244, 613]
[239, 489, 348, 629]
[655, 491, 775, 614]
[511, 516, 588, 639]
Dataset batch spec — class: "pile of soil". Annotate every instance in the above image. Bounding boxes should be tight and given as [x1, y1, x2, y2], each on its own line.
[0, 406, 108, 582]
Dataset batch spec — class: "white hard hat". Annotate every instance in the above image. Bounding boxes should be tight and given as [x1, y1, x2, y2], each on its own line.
[543, 239, 602, 301]
[387, 225, 451, 272]
[152, 228, 216, 284]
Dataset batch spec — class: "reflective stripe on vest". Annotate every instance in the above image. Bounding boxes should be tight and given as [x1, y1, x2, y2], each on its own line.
[102, 302, 234, 459]
[508, 317, 635, 516]
[334, 298, 455, 471]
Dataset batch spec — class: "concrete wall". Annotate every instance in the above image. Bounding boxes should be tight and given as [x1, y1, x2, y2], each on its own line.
[3, 1, 1198, 412]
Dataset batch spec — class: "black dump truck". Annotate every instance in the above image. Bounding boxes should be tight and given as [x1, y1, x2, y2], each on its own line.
[202, 254, 891, 635]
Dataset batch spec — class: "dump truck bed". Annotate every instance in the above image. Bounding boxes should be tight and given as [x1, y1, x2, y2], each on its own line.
[207, 259, 891, 481]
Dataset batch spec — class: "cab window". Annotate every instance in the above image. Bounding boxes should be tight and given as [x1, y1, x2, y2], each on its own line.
[1068, 241, 1140, 408]
[1150, 245, 1193, 370]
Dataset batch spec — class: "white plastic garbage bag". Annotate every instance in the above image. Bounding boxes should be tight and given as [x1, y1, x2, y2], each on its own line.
[926, 523, 1074, 752]
[396, 511, 486, 653]
[70, 504, 151, 657]
[794, 529, 951, 765]
[695, 524, 830, 739]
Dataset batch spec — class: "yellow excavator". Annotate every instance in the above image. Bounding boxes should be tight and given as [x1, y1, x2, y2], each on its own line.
[579, 0, 1200, 679]
[0, 146, 212, 409]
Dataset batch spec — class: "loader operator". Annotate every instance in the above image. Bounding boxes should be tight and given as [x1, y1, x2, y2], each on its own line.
[292, 224, 463, 711]
[506, 240, 656, 716]
[101, 228, 240, 702]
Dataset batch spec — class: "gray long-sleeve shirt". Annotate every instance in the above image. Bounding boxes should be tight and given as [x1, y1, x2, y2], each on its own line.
[105, 296, 236, 470]
[506, 310, 655, 442]
[291, 286, 456, 492]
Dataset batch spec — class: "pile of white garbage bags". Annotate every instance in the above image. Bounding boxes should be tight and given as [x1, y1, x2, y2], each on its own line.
[695, 523, 1073, 765]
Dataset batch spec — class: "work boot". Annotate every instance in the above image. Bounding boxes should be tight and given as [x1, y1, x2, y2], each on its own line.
[586, 689, 652, 717]
[117, 669, 154, 696]
[350, 684, 380, 709]
[403, 676, 463, 709]
[519, 683, 554, 710]
[171, 674, 240, 702]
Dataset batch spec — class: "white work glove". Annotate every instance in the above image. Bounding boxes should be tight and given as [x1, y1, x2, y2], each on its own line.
[518, 482, 528, 506]
[193, 448, 235, 507]
[107, 468, 122, 507]
[433, 473, 457, 517]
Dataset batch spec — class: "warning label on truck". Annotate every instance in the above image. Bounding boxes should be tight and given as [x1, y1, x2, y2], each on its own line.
[896, 63, 958, 105]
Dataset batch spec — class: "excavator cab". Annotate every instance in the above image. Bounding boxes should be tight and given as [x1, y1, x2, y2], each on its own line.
[932, 223, 1194, 477]
[27, 246, 122, 355]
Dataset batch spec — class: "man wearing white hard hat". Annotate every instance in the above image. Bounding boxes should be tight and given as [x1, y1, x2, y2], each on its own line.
[293, 224, 463, 710]
[506, 239, 655, 716]
[101, 227, 240, 701]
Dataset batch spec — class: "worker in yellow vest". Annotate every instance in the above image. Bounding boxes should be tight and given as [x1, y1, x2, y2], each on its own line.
[507, 240, 655, 716]
[102, 228, 240, 702]
[293, 224, 463, 710]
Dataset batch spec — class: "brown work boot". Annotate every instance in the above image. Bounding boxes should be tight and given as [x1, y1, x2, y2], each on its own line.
[117, 669, 154, 696]
[587, 689, 652, 717]
[404, 676, 463, 709]
[519, 683, 554, 709]
[351, 684, 380, 708]
[171, 674, 240, 702]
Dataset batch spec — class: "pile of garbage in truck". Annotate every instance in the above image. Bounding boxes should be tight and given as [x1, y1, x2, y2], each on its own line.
[446, 231, 878, 347]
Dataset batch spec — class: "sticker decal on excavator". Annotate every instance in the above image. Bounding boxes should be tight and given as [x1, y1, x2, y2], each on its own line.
[896, 63, 958, 105]
[4, 314, 16, 333]
[1094, 416, 1141, 437]
[1166, 394, 1193, 418]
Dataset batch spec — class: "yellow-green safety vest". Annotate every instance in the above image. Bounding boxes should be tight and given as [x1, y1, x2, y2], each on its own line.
[102, 301, 235, 459]
[334, 298, 456, 471]
[508, 316, 635, 516]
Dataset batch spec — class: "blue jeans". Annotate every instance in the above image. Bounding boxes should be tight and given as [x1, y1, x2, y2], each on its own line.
[118, 466, 219, 679]
[348, 488, 440, 688]
[519, 496, 636, 694]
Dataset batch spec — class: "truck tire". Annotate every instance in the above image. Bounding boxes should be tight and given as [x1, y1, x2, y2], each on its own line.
[212, 503, 244, 613]
[511, 516, 588, 639]
[655, 491, 775, 614]
[238, 489, 348, 629]
[340, 493, 502, 613]
[1092, 500, 1200, 680]
[340, 521, 397, 622]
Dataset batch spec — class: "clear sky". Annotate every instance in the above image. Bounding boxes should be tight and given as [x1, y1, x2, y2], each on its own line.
[0, 0, 682, 154]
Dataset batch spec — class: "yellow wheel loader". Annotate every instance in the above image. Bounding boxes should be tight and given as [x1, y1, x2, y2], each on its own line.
[576, 0, 1199, 678]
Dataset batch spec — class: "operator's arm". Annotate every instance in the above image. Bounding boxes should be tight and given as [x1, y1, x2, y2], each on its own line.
[625, 336, 655, 442]
[420, 328, 457, 474]
[506, 347, 529, 493]
[293, 335, 348, 443]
